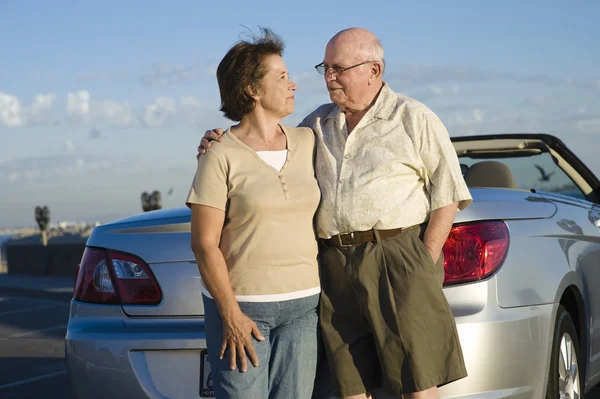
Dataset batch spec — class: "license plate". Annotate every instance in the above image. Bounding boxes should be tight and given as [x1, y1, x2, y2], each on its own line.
[199, 350, 215, 398]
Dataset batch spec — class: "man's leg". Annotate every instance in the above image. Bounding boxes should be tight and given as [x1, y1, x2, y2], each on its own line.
[319, 244, 382, 398]
[355, 227, 467, 397]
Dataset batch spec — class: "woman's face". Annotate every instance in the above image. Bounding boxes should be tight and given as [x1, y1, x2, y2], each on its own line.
[253, 55, 297, 118]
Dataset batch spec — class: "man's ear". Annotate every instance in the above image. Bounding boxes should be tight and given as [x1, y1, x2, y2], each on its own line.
[369, 62, 383, 82]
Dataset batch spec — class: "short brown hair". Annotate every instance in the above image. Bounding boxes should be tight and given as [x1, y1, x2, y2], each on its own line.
[216, 28, 285, 121]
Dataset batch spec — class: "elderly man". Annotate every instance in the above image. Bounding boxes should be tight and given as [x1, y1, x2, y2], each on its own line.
[199, 27, 471, 399]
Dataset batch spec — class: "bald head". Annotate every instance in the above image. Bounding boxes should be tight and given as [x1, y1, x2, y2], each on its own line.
[327, 28, 385, 70]
[321, 27, 385, 113]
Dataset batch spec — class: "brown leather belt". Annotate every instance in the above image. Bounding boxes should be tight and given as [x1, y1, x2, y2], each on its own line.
[323, 227, 409, 248]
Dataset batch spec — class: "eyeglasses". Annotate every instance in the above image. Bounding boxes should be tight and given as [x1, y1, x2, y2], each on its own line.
[314, 61, 375, 76]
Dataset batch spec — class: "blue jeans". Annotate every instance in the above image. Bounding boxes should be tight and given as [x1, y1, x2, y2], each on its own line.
[203, 294, 321, 399]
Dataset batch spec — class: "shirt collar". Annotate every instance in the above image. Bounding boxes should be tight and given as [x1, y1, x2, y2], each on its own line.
[325, 82, 395, 121]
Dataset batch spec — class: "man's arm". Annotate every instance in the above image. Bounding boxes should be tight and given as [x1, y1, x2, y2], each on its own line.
[416, 110, 471, 262]
[423, 201, 458, 263]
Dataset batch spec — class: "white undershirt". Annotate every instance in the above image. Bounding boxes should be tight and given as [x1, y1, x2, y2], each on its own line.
[256, 150, 287, 172]
[202, 148, 321, 302]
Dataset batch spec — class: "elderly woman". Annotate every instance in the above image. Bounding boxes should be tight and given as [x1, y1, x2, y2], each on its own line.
[186, 29, 321, 399]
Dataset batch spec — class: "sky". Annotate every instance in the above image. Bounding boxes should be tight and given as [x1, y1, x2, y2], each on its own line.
[1, 0, 600, 228]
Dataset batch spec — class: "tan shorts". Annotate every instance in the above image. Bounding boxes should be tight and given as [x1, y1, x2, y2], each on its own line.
[319, 225, 468, 397]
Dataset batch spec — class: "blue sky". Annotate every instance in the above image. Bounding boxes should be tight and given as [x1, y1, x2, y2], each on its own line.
[1, 0, 600, 228]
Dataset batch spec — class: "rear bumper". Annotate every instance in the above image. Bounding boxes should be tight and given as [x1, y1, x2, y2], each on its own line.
[66, 301, 207, 399]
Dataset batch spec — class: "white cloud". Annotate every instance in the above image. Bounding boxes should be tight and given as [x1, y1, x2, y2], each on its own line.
[96, 100, 133, 127]
[67, 91, 133, 127]
[180, 95, 206, 124]
[67, 90, 91, 122]
[143, 97, 177, 128]
[0, 90, 207, 129]
[65, 140, 75, 153]
[472, 109, 484, 122]
[0, 92, 58, 126]
[29, 93, 57, 124]
[0, 93, 25, 126]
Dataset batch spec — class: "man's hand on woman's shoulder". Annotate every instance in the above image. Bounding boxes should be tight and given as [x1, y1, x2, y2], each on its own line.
[197, 128, 225, 158]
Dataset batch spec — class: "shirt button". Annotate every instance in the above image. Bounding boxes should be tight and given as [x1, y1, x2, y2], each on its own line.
[339, 179, 345, 184]
[344, 154, 350, 159]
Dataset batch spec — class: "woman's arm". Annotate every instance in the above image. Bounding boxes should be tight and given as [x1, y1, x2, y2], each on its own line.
[190, 204, 265, 372]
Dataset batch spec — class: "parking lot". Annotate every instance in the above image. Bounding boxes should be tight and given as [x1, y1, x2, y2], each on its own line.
[0, 294, 71, 399]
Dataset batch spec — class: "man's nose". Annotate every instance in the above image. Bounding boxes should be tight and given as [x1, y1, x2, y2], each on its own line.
[324, 72, 336, 82]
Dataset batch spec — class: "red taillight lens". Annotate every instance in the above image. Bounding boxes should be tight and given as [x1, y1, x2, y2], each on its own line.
[108, 250, 162, 305]
[73, 247, 120, 304]
[73, 247, 162, 305]
[442, 221, 509, 286]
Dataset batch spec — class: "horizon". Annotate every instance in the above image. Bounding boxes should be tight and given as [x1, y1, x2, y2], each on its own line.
[2, 1, 600, 228]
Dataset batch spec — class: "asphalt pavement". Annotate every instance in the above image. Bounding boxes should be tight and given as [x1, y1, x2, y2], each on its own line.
[0, 293, 72, 399]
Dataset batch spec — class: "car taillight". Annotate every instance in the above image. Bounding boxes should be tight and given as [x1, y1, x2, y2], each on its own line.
[73, 247, 162, 305]
[442, 221, 509, 286]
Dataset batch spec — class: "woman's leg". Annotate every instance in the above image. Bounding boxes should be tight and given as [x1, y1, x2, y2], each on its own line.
[268, 294, 320, 399]
[203, 295, 273, 399]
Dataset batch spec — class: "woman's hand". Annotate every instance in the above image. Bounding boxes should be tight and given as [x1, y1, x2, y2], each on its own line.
[220, 310, 265, 372]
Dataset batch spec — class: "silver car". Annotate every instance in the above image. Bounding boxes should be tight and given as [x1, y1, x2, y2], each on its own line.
[65, 133, 600, 398]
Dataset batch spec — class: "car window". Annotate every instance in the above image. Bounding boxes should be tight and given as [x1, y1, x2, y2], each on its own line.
[459, 152, 586, 200]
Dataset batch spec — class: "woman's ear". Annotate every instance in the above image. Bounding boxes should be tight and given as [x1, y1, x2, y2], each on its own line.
[246, 84, 260, 102]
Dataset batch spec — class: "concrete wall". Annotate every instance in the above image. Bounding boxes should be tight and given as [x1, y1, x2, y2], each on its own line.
[5, 243, 85, 276]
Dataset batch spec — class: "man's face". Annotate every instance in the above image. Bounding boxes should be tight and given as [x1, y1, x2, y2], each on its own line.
[322, 40, 372, 112]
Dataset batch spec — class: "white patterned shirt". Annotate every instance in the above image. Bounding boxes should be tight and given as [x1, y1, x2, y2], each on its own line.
[299, 83, 472, 239]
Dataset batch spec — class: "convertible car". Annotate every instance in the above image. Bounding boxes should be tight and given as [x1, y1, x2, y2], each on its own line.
[65, 133, 600, 398]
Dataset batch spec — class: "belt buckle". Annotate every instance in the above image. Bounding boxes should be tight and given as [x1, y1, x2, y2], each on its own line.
[337, 232, 355, 247]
